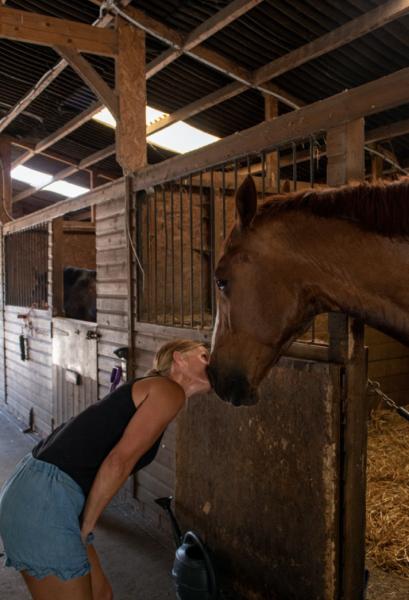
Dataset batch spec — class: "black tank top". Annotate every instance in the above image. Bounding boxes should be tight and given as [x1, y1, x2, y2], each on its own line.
[32, 378, 164, 497]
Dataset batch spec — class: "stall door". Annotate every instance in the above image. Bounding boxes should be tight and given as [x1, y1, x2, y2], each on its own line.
[52, 317, 98, 427]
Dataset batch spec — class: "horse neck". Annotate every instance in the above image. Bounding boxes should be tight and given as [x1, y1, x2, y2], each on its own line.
[280, 213, 409, 344]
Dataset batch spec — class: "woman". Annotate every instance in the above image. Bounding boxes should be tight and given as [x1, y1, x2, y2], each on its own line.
[0, 338, 211, 600]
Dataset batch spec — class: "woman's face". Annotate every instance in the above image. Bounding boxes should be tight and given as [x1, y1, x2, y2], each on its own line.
[182, 345, 211, 392]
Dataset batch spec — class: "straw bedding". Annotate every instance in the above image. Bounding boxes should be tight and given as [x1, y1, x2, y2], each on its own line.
[366, 409, 409, 578]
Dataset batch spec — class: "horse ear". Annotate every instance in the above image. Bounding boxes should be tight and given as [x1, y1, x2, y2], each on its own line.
[236, 175, 257, 229]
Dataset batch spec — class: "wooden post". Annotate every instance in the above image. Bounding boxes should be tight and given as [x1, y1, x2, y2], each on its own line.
[327, 119, 367, 600]
[115, 18, 147, 380]
[263, 95, 279, 192]
[0, 138, 12, 223]
[115, 17, 146, 175]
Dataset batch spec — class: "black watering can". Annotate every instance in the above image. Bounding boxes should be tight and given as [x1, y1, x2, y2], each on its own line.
[155, 496, 219, 600]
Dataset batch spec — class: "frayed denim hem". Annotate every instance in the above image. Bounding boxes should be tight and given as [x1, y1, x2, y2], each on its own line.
[4, 555, 91, 581]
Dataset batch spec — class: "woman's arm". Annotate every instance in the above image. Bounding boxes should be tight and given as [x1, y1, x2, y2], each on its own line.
[80, 378, 185, 541]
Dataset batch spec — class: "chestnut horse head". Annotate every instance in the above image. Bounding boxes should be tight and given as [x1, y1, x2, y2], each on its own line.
[208, 175, 409, 405]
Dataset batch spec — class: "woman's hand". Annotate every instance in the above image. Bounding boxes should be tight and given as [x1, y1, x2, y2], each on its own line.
[80, 523, 94, 546]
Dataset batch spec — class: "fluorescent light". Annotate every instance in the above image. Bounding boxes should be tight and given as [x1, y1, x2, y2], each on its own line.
[148, 121, 219, 154]
[11, 165, 53, 187]
[43, 181, 89, 198]
[92, 106, 220, 153]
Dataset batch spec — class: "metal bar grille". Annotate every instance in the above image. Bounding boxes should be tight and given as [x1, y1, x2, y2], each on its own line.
[135, 138, 326, 338]
[5, 223, 49, 308]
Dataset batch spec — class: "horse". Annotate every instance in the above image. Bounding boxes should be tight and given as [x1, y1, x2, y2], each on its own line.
[208, 175, 409, 406]
[63, 266, 96, 322]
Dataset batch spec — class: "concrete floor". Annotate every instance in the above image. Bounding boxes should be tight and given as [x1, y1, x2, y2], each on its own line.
[2, 407, 409, 600]
[0, 408, 175, 600]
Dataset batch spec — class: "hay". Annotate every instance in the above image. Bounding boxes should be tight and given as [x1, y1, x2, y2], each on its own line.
[366, 409, 409, 578]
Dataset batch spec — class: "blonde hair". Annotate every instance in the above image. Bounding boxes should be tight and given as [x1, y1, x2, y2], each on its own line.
[146, 339, 206, 377]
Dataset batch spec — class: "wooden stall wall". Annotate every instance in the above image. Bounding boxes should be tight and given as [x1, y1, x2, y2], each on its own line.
[365, 327, 409, 407]
[3, 224, 52, 436]
[0, 227, 5, 405]
[132, 322, 211, 527]
[95, 193, 129, 399]
[4, 306, 52, 436]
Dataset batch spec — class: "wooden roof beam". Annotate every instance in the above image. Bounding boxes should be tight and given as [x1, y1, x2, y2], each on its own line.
[5, 177, 125, 234]
[366, 118, 409, 144]
[134, 66, 409, 190]
[98, 2, 298, 107]
[0, 0, 132, 135]
[234, 117, 409, 176]
[146, 0, 263, 78]
[12, 144, 115, 204]
[8, 136, 116, 180]
[0, 6, 117, 56]
[54, 47, 118, 120]
[253, 0, 409, 85]
[12, 101, 103, 169]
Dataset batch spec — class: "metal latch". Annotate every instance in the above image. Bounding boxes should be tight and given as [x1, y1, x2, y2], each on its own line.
[86, 330, 100, 340]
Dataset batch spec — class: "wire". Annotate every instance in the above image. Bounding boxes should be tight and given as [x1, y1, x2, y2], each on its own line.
[364, 145, 409, 177]
[125, 200, 145, 291]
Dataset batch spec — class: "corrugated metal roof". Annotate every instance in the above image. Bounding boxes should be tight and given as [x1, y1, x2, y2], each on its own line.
[2, 0, 409, 214]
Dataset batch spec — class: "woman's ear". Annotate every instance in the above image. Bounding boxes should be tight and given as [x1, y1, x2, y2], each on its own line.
[172, 350, 184, 367]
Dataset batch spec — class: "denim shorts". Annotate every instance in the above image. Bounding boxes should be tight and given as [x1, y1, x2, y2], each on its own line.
[0, 453, 93, 581]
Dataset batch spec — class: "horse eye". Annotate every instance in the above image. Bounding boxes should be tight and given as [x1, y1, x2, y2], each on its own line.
[216, 279, 228, 292]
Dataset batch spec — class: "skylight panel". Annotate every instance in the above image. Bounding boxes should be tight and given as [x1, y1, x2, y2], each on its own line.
[147, 121, 219, 154]
[92, 107, 219, 153]
[43, 181, 89, 198]
[11, 165, 53, 187]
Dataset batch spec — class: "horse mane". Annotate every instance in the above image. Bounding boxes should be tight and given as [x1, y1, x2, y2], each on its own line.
[257, 177, 409, 237]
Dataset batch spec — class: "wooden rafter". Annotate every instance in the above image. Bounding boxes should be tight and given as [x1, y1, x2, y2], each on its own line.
[0, 0, 132, 135]
[12, 144, 116, 205]
[4, 0, 409, 205]
[234, 117, 409, 176]
[12, 101, 103, 169]
[366, 118, 409, 144]
[9, 136, 115, 180]
[5, 178, 125, 234]
[146, 0, 263, 78]
[0, 6, 117, 56]
[134, 66, 409, 190]
[55, 47, 118, 120]
[252, 0, 409, 85]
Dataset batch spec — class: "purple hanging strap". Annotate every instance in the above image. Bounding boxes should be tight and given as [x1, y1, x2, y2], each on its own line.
[110, 366, 123, 392]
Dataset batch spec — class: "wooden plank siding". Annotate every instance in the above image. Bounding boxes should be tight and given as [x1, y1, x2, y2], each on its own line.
[95, 195, 129, 398]
[131, 322, 211, 522]
[4, 305, 52, 435]
[0, 226, 5, 405]
[365, 326, 409, 407]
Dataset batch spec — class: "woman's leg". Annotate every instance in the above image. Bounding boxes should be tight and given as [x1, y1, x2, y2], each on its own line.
[20, 546, 112, 600]
[87, 544, 113, 600]
[21, 570, 93, 600]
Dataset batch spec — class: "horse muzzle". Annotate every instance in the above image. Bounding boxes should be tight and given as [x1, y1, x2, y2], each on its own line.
[207, 364, 259, 406]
